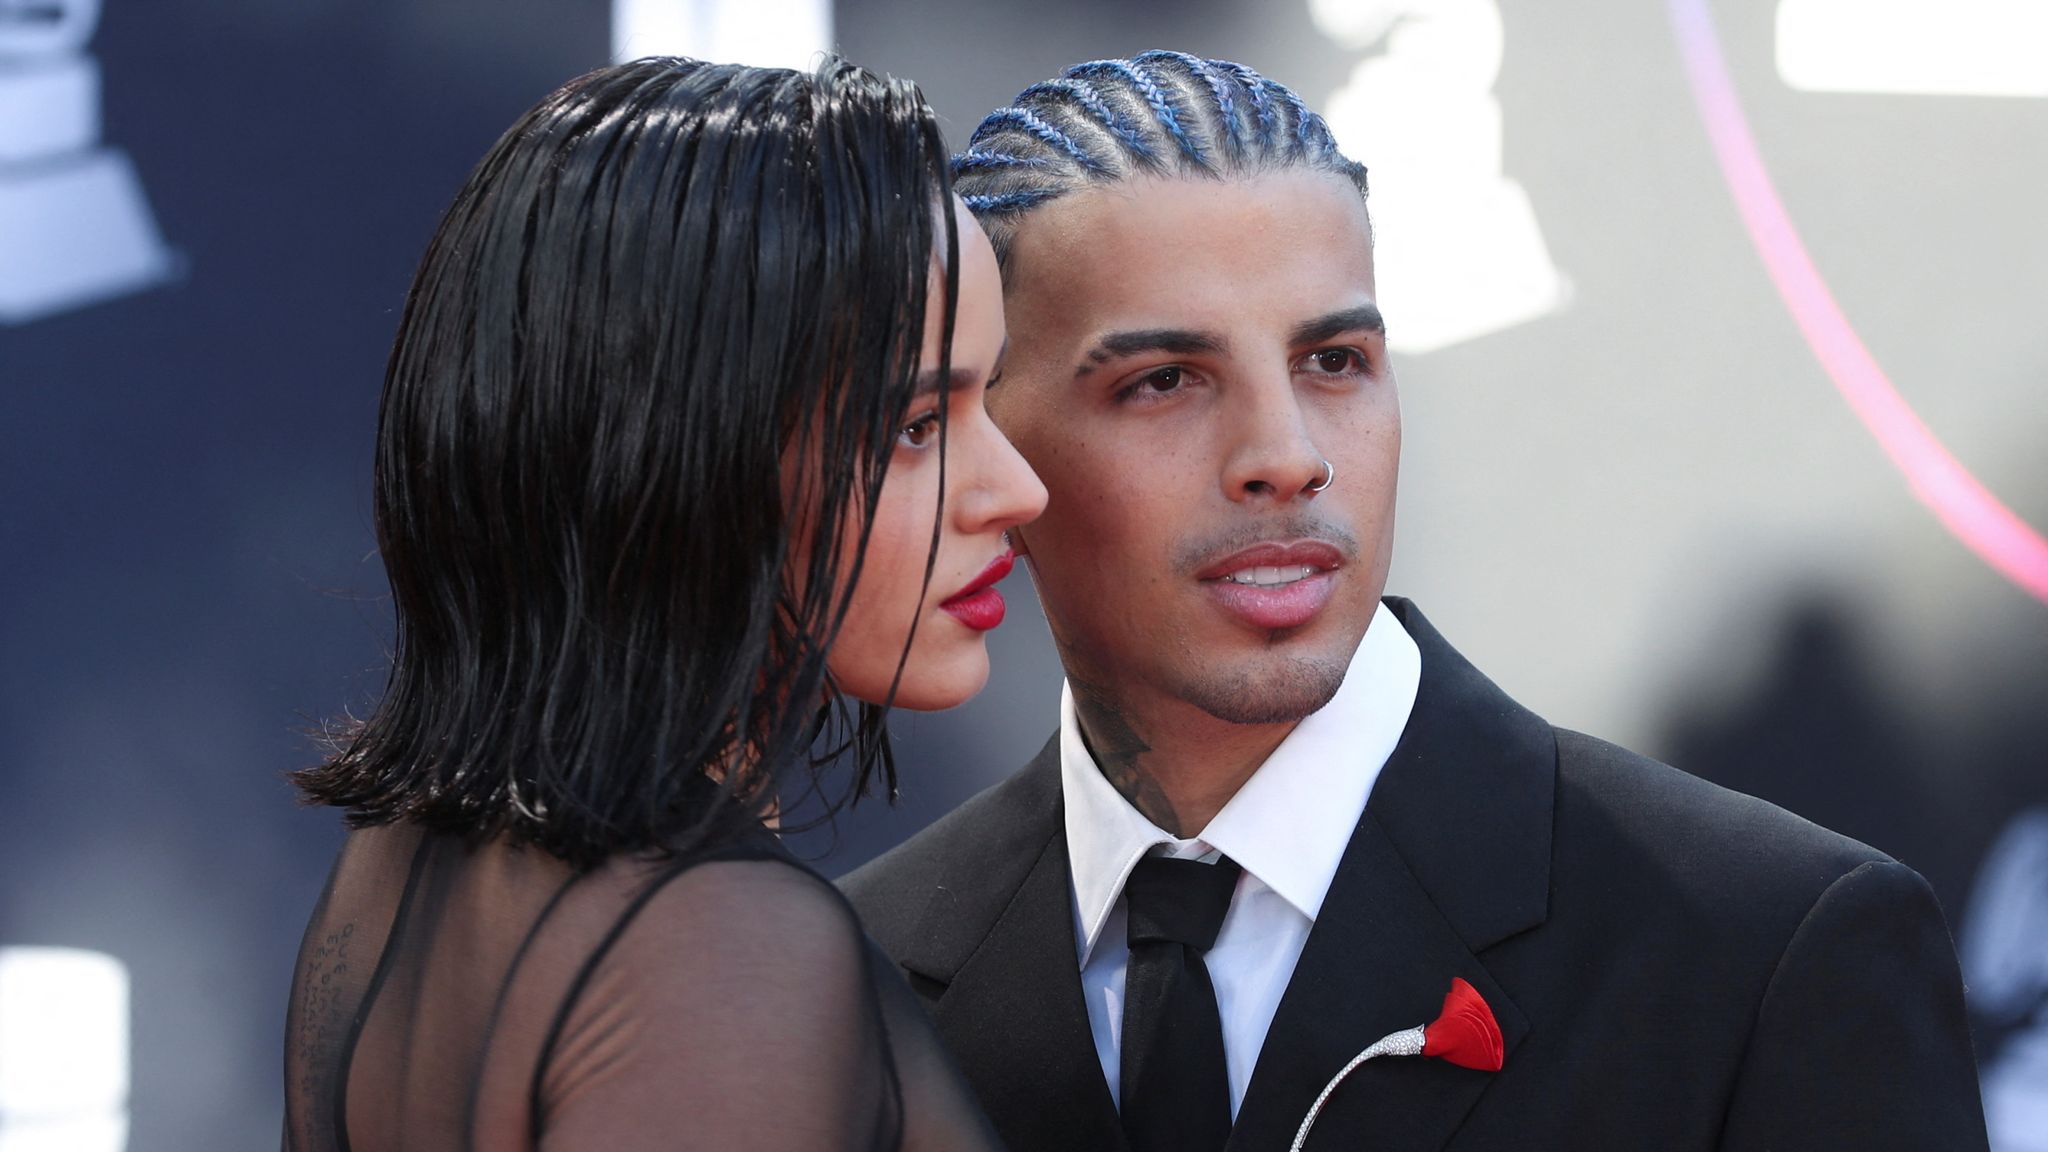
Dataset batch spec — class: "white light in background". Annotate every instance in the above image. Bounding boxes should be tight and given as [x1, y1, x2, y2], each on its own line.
[0, 948, 129, 1152]
[611, 0, 833, 70]
[0, 0, 174, 326]
[1310, 0, 1567, 355]
[1777, 0, 2048, 98]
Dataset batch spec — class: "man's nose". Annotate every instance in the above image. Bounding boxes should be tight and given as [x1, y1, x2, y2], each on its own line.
[1220, 374, 1326, 503]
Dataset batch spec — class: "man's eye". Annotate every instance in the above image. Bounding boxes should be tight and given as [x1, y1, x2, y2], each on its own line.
[1306, 348, 1366, 375]
[898, 413, 940, 449]
[1115, 365, 1186, 403]
[1144, 366, 1185, 392]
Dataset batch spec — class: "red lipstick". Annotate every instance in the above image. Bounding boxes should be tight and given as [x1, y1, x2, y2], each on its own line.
[940, 549, 1015, 632]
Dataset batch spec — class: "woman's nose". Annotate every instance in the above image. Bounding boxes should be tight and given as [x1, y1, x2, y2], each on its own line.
[957, 412, 1048, 534]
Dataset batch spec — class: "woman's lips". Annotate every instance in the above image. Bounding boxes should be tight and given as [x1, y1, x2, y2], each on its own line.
[941, 586, 1007, 631]
[941, 550, 1015, 632]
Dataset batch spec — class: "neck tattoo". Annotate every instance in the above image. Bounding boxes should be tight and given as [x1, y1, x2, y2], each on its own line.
[1071, 677, 1184, 836]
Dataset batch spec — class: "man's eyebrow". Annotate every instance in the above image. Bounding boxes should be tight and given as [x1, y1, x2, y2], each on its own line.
[1289, 305, 1385, 347]
[1074, 328, 1228, 378]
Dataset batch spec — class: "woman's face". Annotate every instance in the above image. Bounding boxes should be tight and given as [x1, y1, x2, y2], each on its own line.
[821, 200, 1047, 710]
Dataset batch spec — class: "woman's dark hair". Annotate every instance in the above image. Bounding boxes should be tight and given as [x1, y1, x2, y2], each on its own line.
[296, 56, 959, 869]
[951, 50, 1367, 265]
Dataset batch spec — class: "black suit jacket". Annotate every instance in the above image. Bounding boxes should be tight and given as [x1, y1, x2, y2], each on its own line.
[843, 599, 1988, 1151]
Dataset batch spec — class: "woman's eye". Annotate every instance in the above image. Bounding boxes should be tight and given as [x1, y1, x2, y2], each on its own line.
[1305, 348, 1367, 375]
[897, 412, 940, 449]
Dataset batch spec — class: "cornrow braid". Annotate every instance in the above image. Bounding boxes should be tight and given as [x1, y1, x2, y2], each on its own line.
[1181, 54, 1243, 160]
[952, 149, 1060, 174]
[952, 51, 1368, 263]
[1067, 59, 1202, 166]
[976, 107, 1109, 175]
[1016, 78, 1156, 166]
[1125, 52, 1208, 165]
[961, 187, 1062, 217]
[1215, 60, 1279, 148]
[1278, 85, 1321, 155]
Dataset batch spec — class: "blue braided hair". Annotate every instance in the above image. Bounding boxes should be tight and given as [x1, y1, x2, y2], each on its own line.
[973, 107, 1109, 175]
[961, 188, 1063, 215]
[1177, 54, 1243, 161]
[952, 51, 1367, 263]
[1015, 78, 1156, 166]
[1277, 85, 1322, 155]
[952, 149, 1060, 174]
[1094, 54, 1206, 165]
[1214, 59, 1279, 149]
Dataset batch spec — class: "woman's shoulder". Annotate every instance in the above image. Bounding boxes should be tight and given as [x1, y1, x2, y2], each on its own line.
[563, 836, 879, 1035]
[619, 844, 865, 961]
[536, 841, 897, 1148]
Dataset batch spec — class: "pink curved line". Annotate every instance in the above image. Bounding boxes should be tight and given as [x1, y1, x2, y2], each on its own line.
[1669, 0, 2048, 605]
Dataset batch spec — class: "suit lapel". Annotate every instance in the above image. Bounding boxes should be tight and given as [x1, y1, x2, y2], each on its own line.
[894, 742, 1126, 1151]
[1227, 814, 1530, 1151]
[1228, 599, 1554, 1152]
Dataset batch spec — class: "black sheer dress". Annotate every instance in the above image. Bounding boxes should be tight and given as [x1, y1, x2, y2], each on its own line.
[283, 820, 1000, 1151]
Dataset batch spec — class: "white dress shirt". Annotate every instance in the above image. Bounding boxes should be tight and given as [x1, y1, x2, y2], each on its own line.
[1061, 601, 1421, 1117]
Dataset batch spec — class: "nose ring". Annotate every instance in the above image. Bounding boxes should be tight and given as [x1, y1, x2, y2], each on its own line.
[1308, 458, 1335, 493]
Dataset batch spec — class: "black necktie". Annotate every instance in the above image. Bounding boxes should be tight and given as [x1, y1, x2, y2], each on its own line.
[1119, 854, 1244, 1152]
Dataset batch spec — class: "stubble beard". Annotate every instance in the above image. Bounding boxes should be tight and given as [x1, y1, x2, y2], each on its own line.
[1168, 650, 1350, 726]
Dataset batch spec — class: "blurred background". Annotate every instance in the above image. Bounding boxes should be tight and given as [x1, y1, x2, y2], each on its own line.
[2, 0, 2043, 1146]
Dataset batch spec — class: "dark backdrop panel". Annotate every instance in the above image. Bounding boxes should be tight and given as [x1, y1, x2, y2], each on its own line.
[2, 4, 604, 1146]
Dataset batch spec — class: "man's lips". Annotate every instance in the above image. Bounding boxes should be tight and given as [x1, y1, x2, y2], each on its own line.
[1195, 540, 1346, 632]
[940, 549, 1014, 632]
[1194, 540, 1346, 581]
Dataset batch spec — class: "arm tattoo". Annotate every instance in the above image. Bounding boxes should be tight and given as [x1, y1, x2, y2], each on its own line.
[1070, 678, 1184, 836]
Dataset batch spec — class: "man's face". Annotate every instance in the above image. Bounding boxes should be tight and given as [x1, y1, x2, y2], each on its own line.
[989, 169, 1397, 725]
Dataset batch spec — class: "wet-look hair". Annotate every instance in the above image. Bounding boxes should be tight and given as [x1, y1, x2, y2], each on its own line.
[295, 56, 958, 869]
[952, 50, 1368, 263]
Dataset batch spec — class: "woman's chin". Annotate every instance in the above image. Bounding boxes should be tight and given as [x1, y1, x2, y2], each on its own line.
[831, 632, 994, 712]
[883, 651, 992, 712]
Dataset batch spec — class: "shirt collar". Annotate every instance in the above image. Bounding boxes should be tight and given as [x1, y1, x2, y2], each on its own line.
[1060, 600, 1422, 964]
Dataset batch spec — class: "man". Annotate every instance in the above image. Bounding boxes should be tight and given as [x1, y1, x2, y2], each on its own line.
[844, 51, 1987, 1151]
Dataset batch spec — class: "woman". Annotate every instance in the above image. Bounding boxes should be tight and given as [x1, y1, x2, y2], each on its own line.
[283, 56, 1043, 1150]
